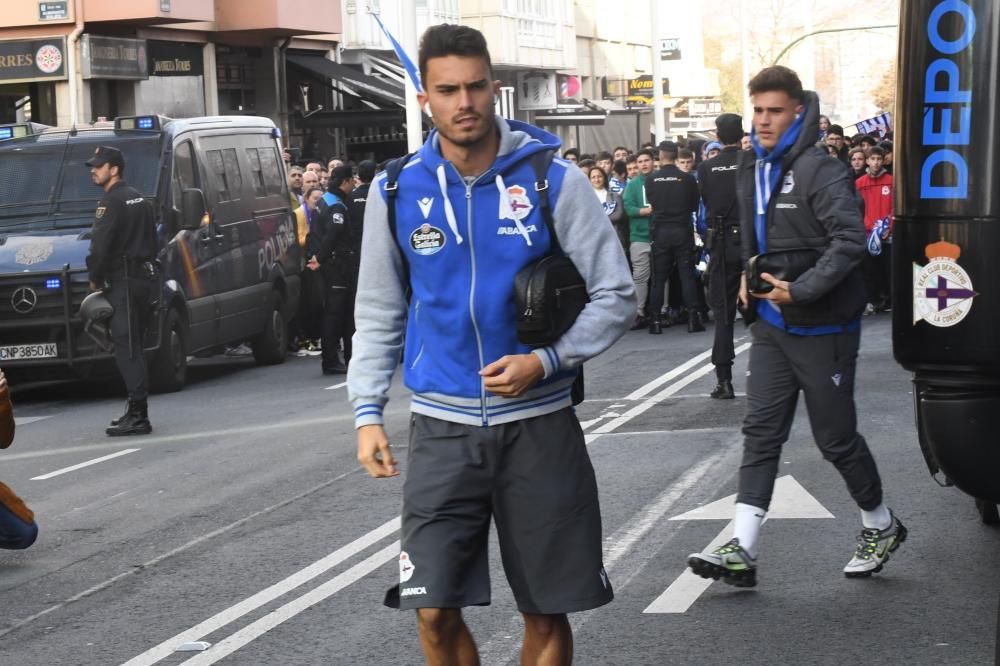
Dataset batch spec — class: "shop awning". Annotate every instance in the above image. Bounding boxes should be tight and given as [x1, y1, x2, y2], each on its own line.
[287, 55, 405, 107]
[534, 100, 608, 126]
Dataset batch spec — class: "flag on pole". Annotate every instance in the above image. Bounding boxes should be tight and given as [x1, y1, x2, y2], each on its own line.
[368, 9, 423, 93]
[854, 112, 893, 138]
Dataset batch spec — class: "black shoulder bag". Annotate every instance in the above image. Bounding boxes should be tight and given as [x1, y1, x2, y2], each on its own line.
[513, 150, 588, 404]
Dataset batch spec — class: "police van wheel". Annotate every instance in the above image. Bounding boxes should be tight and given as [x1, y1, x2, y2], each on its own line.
[975, 498, 1000, 525]
[252, 291, 287, 366]
[150, 308, 188, 393]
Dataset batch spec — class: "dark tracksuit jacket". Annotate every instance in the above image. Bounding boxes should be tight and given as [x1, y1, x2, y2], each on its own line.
[733, 91, 883, 513]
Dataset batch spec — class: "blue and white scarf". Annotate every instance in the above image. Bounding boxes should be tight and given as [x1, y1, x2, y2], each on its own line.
[750, 111, 807, 253]
[867, 216, 891, 256]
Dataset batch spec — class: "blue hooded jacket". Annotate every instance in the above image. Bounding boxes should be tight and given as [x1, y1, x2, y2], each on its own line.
[348, 118, 636, 427]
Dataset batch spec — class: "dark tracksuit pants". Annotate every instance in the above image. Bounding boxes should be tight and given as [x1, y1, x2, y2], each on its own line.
[649, 224, 698, 319]
[708, 225, 743, 378]
[738, 321, 883, 512]
[106, 275, 150, 401]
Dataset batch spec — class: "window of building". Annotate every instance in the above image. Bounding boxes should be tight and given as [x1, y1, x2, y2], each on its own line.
[504, 0, 561, 49]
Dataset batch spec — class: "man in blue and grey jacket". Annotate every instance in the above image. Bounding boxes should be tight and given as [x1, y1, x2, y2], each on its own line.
[347, 23, 634, 666]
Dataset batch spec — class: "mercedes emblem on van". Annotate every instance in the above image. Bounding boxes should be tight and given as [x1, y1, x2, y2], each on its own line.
[11, 286, 38, 314]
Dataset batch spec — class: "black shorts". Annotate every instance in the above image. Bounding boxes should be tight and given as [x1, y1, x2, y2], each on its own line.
[384, 408, 613, 615]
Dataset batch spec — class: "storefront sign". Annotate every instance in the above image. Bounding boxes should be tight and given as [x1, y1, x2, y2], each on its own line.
[660, 38, 681, 61]
[38, 1, 69, 20]
[81, 35, 148, 80]
[148, 40, 204, 77]
[627, 76, 670, 106]
[0, 38, 67, 84]
[516, 72, 556, 111]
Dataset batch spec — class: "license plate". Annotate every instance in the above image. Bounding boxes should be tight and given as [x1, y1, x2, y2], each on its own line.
[0, 343, 58, 361]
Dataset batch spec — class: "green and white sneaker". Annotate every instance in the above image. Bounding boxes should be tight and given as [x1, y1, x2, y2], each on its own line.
[688, 538, 757, 587]
[844, 512, 908, 578]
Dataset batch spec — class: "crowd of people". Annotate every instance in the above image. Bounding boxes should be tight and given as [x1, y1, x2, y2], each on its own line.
[549, 116, 895, 340]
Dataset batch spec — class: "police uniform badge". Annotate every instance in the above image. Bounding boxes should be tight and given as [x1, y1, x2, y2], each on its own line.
[96, 206, 106, 219]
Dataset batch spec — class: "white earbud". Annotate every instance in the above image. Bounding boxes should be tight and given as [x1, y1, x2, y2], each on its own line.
[423, 102, 432, 118]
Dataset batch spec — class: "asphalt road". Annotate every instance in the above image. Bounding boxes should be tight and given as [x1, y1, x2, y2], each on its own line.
[2, 314, 998, 666]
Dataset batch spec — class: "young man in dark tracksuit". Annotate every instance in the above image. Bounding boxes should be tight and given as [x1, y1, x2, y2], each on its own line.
[348, 24, 635, 665]
[687, 66, 906, 587]
[644, 141, 704, 334]
[697, 113, 745, 399]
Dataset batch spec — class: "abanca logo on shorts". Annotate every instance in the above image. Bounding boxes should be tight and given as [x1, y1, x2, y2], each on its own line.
[401, 586, 427, 597]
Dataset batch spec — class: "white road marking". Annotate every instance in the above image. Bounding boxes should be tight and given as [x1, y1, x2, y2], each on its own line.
[324, 382, 348, 391]
[176, 542, 400, 665]
[14, 415, 53, 425]
[644, 476, 835, 614]
[31, 449, 140, 481]
[590, 343, 752, 442]
[625, 336, 748, 400]
[121, 517, 401, 666]
[3, 412, 362, 462]
[0, 468, 365, 641]
[479, 437, 743, 664]
[643, 520, 735, 614]
[624, 349, 713, 400]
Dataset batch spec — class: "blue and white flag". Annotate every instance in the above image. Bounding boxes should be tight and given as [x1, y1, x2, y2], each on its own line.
[369, 10, 423, 92]
[855, 112, 892, 138]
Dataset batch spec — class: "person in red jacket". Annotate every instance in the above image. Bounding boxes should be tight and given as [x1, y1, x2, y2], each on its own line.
[855, 146, 893, 312]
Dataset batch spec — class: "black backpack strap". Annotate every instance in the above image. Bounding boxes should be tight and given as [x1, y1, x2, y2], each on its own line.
[382, 152, 414, 285]
[528, 149, 560, 254]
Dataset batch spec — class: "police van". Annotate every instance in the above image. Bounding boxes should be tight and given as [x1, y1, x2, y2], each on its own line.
[0, 115, 301, 390]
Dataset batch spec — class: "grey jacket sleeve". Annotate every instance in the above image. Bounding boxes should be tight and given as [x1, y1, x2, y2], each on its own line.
[788, 157, 866, 304]
[346, 177, 408, 427]
[531, 165, 637, 377]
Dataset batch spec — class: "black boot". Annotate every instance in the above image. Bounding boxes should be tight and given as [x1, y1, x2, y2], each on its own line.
[109, 400, 130, 427]
[687, 309, 706, 333]
[648, 317, 663, 335]
[106, 399, 152, 437]
[710, 380, 735, 399]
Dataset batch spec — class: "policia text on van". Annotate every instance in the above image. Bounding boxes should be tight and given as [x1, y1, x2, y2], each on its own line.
[0, 116, 301, 390]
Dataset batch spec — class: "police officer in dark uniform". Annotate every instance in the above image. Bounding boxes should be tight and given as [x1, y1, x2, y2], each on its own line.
[697, 113, 745, 399]
[644, 141, 704, 334]
[85, 146, 157, 436]
[343, 160, 376, 364]
[309, 165, 356, 374]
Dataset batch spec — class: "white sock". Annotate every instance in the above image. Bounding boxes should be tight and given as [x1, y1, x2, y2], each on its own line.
[733, 503, 766, 558]
[861, 503, 892, 531]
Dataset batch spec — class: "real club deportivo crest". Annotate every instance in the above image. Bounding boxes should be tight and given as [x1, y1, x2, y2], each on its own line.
[399, 551, 415, 583]
[780, 171, 795, 194]
[500, 185, 533, 221]
[913, 239, 978, 328]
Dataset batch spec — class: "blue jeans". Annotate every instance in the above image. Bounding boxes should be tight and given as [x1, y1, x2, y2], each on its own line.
[0, 500, 38, 550]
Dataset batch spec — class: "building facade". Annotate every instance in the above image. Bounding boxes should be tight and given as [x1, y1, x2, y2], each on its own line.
[0, 0, 341, 139]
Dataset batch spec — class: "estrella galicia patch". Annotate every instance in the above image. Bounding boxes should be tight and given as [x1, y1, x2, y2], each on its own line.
[410, 223, 446, 256]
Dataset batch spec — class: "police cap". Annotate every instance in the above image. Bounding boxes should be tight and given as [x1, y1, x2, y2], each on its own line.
[85, 146, 125, 169]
